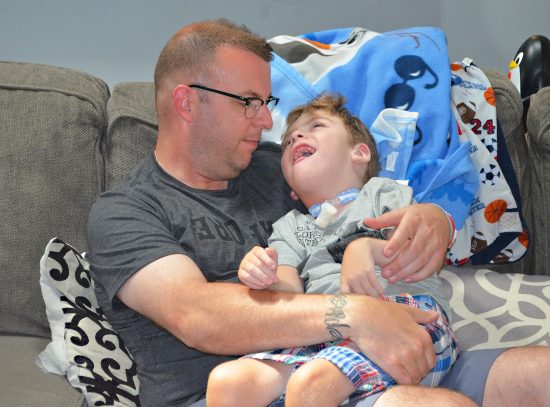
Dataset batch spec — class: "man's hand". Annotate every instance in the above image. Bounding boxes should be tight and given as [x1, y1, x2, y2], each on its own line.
[363, 203, 448, 284]
[345, 295, 438, 385]
[238, 246, 279, 289]
[340, 238, 385, 297]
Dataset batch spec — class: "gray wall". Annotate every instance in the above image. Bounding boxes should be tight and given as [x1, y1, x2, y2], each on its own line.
[2, 0, 549, 87]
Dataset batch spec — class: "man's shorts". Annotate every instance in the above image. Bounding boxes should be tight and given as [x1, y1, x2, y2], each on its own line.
[346, 348, 508, 406]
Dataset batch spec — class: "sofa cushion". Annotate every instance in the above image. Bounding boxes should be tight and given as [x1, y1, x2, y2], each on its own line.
[0, 61, 110, 337]
[38, 238, 140, 406]
[0, 335, 85, 407]
[440, 267, 550, 349]
[105, 82, 157, 190]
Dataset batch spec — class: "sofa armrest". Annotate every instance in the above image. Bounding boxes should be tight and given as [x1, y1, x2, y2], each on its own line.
[526, 87, 550, 276]
[483, 69, 536, 275]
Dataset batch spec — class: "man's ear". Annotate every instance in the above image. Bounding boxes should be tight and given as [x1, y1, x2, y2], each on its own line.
[172, 84, 193, 122]
[351, 143, 371, 164]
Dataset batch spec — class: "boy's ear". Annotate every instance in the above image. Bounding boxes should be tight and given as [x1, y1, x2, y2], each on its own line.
[351, 143, 371, 164]
[172, 84, 193, 121]
[290, 190, 300, 201]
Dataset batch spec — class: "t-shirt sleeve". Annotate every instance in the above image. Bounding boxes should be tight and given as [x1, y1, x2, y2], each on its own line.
[87, 189, 185, 305]
[366, 177, 416, 217]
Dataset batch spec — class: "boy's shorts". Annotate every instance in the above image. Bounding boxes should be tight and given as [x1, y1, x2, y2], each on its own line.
[189, 349, 507, 407]
[245, 294, 459, 405]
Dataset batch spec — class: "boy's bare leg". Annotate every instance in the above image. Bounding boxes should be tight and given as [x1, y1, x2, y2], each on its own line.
[285, 358, 355, 407]
[206, 358, 293, 407]
[284, 358, 478, 407]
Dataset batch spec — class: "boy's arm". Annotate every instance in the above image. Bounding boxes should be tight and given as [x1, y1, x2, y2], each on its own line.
[341, 237, 397, 297]
[269, 265, 304, 293]
[239, 246, 303, 293]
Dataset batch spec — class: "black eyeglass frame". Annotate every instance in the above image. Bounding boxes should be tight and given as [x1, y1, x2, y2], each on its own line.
[188, 84, 279, 118]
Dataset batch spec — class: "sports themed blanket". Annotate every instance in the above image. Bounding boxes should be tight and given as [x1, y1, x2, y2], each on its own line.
[264, 26, 528, 265]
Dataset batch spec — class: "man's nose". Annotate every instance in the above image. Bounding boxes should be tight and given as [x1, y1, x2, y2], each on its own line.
[255, 104, 273, 129]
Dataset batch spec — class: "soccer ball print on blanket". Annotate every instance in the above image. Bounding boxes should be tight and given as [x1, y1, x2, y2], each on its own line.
[38, 237, 140, 406]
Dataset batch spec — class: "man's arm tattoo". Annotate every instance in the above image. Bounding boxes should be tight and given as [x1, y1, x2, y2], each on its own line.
[324, 295, 350, 341]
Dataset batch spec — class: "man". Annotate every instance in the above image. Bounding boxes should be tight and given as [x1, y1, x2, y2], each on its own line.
[87, 19, 549, 406]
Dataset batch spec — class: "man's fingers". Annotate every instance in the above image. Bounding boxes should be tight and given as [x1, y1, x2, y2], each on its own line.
[382, 221, 434, 281]
[406, 305, 439, 325]
[363, 206, 406, 230]
[397, 309, 436, 382]
[383, 238, 443, 283]
[383, 218, 418, 259]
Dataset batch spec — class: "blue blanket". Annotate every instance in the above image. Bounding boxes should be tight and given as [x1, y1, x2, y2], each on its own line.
[267, 27, 479, 228]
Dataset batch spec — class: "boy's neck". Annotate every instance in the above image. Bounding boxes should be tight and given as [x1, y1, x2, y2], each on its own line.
[308, 187, 361, 218]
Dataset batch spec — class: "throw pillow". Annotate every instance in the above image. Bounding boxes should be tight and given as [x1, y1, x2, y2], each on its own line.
[37, 237, 140, 406]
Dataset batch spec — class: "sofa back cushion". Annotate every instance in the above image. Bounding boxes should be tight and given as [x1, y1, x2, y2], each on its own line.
[104, 83, 157, 191]
[0, 61, 109, 337]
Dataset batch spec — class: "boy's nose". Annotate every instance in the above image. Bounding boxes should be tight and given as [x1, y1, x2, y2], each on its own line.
[291, 131, 304, 142]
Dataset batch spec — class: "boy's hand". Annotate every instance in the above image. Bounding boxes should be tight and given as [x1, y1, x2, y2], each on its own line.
[238, 246, 279, 289]
[341, 238, 385, 297]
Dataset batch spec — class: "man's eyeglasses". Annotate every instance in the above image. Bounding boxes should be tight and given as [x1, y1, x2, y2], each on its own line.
[189, 84, 279, 119]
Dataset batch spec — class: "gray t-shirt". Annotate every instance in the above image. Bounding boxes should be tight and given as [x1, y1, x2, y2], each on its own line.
[269, 177, 450, 316]
[87, 142, 296, 406]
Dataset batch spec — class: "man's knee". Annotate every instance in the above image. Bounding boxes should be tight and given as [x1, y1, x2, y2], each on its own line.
[484, 346, 550, 407]
[375, 385, 477, 407]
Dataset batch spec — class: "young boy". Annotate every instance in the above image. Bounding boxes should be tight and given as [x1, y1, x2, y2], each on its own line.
[206, 94, 459, 407]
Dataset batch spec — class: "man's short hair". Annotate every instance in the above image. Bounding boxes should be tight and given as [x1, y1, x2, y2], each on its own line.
[154, 19, 272, 92]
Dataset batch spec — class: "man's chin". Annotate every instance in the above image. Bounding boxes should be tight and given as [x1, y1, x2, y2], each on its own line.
[227, 157, 252, 179]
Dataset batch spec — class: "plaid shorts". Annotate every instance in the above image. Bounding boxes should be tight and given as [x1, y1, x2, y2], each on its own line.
[245, 294, 459, 404]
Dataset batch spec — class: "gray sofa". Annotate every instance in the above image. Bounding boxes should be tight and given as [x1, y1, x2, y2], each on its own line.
[1, 60, 549, 406]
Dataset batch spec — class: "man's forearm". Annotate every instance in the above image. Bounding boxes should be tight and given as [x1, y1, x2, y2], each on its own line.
[169, 281, 355, 355]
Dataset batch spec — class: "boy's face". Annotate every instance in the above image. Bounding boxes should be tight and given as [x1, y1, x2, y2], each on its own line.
[281, 111, 361, 203]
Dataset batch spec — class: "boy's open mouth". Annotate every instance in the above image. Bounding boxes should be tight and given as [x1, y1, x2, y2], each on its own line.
[293, 144, 316, 165]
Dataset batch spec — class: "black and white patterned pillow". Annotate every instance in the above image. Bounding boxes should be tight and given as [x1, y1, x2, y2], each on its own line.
[38, 237, 140, 406]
